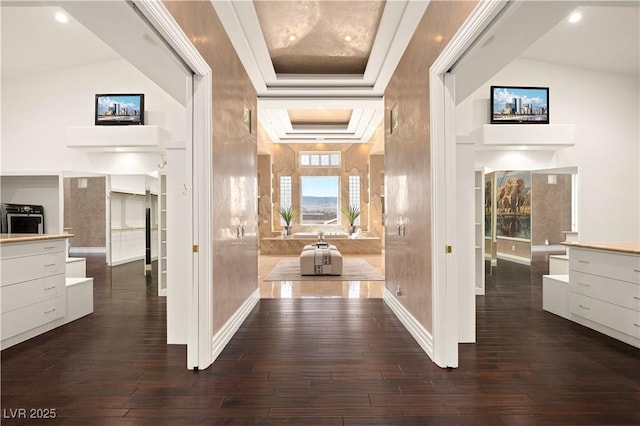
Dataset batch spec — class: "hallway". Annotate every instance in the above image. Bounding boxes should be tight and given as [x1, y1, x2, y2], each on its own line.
[1, 254, 639, 424]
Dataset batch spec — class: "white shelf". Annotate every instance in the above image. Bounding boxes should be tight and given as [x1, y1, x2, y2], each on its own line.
[66, 125, 170, 152]
[158, 174, 168, 296]
[461, 124, 575, 150]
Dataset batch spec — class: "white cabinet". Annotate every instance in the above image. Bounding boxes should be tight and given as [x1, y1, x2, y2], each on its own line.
[1, 238, 68, 350]
[568, 247, 640, 348]
[110, 190, 145, 266]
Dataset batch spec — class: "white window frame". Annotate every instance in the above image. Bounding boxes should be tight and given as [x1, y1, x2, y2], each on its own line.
[300, 151, 341, 168]
[279, 175, 292, 225]
[348, 175, 361, 226]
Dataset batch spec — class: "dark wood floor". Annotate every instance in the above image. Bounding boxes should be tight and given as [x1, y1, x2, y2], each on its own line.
[2, 253, 639, 425]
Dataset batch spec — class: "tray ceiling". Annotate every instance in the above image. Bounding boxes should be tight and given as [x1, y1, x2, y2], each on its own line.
[214, 0, 429, 144]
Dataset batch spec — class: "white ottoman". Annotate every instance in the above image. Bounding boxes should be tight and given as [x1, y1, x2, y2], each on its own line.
[300, 247, 343, 275]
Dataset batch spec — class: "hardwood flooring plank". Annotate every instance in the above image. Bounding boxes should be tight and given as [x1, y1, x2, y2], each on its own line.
[2, 252, 639, 424]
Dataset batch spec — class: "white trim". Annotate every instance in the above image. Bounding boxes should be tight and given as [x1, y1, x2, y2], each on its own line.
[110, 255, 145, 266]
[497, 236, 531, 243]
[429, 0, 509, 368]
[69, 247, 107, 254]
[383, 288, 434, 358]
[211, 289, 260, 361]
[497, 253, 531, 266]
[212, 0, 428, 96]
[134, 0, 213, 371]
[193, 73, 213, 370]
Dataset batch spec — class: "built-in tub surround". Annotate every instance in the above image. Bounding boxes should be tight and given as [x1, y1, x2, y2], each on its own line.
[260, 235, 382, 255]
[383, 1, 478, 333]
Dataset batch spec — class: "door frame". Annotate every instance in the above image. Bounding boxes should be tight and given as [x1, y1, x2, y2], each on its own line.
[135, 1, 214, 370]
[429, 0, 508, 368]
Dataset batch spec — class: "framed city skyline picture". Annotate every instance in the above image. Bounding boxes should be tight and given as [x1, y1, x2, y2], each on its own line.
[491, 86, 549, 124]
[95, 94, 144, 125]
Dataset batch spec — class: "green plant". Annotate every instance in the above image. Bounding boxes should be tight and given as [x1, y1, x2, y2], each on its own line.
[278, 205, 296, 226]
[342, 204, 360, 225]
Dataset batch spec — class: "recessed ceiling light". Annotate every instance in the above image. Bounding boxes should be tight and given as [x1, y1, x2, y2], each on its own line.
[55, 12, 69, 23]
[568, 12, 582, 24]
[344, 35, 352, 42]
[288, 35, 296, 42]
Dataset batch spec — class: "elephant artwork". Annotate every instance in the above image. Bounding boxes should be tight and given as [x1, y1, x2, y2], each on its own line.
[496, 171, 531, 239]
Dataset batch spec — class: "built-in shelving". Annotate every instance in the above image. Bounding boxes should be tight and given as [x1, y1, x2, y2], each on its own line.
[474, 169, 485, 295]
[66, 125, 170, 152]
[459, 124, 575, 150]
[158, 175, 167, 297]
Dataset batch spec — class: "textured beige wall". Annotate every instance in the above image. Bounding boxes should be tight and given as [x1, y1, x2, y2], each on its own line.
[497, 238, 531, 260]
[257, 154, 277, 239]
[63, 176, 106, 248]
[384, 1, 478, 332]
[531, 174, 572, 246]
[164, 1, 258, 334]
[369, 155, 384, 238]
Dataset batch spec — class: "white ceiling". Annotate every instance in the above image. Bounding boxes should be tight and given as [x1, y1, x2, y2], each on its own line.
[1, 6, 119, 80]
[2, 1, 638, 143]
[521, 4, 639, 76]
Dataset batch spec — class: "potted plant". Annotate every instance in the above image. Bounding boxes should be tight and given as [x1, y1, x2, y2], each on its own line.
[278, 205, 296, 236]
[342, 204, 360, 235]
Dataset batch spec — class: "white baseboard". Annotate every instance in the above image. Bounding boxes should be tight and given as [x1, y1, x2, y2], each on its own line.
[69, 247, 106, 254]
[211, 289, 260, 362]
[497, 253, 531, 265]
[383, 288, 434, 361]
[110, 255, 145, 266]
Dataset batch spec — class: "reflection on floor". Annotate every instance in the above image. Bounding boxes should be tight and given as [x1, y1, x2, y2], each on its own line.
[258, 254, 385, 299]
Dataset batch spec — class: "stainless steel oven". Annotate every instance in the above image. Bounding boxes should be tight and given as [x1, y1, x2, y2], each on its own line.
[0, 203, 45, 234]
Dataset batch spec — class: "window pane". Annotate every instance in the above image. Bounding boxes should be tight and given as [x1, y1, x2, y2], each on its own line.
[280, 176, 292, 225]
[300, 176, 339, 225]
[300, 151, 341, 167]
[348, 175, 361, 225]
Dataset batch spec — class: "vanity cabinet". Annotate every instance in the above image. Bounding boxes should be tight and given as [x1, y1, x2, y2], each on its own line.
[1, 237, 67, 349]
[568, 246, 640, 348]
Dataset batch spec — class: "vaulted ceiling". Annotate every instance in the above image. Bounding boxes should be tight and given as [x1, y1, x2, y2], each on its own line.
[2, 1, 638, 148]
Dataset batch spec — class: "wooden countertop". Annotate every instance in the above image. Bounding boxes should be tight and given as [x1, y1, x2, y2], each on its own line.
[0, 233, 72, 244]
[562, 241, 640, 255]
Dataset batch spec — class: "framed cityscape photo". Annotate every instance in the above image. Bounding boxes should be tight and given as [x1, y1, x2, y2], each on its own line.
[95, 94, 144, 125]
[490, 86, 548, 124]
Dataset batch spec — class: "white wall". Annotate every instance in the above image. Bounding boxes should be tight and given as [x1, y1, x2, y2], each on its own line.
[1, 59, 186, 175]
[456, 58, 640, 242]
[0, 174, 62, 233]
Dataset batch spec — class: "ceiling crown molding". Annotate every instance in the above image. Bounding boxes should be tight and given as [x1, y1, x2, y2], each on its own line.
[211, 0, 429, 143]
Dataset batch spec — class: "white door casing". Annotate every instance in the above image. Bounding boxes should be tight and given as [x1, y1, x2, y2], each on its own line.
[133, 0, 213, 370]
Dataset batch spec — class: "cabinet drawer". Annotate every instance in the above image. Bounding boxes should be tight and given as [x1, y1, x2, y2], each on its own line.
[1, 274, 65, 313]
[570, 248, 640, 284]
[570, 293, 640, 338]
[1, 251, 66, 286]
[0, 239, 65, 259]
[1, 295, 65, 339]
[570, 271, 640, 312]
